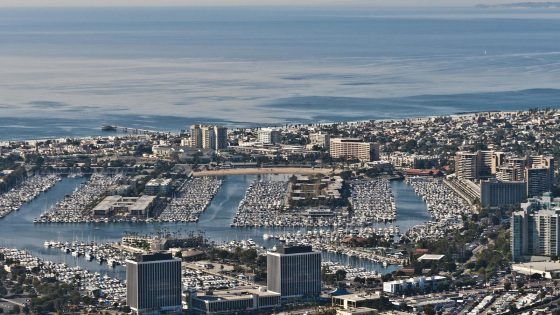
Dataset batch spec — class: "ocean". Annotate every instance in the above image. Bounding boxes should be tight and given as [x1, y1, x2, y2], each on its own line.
[1, 6, 560, 140]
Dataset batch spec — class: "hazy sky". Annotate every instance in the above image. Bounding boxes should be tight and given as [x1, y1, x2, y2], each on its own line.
[0, 0, 515, 7]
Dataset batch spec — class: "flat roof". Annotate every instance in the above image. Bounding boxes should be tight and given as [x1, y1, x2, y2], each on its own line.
[146, 178, 172, 186]
[332, 293, 380, 302]
[195, 288, 280, 302]
[417, 254, 445, 261]
[93, 195, 156, 212]
[513, 261, 560, 272]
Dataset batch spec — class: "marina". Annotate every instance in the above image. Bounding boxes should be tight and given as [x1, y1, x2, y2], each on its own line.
[158, 176, 223, 222]
[349, 178, 397, 224]
[36, 174, 125, 223]
[0, 247, 126, 306]
[403, 177, 473, 242]
[0, 175, 432, 279]
[0, 174, 60, 218]
[232, 178, 289, 227]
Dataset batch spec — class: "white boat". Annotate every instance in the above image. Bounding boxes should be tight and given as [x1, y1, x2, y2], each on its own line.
[107, 259, 116, 267]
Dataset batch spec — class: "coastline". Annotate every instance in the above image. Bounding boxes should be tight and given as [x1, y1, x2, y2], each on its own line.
[0, 108, 546, 143]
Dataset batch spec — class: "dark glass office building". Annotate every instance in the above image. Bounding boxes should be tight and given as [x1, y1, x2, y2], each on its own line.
[267, 245, 322, 298]
[126, 253, 182, 315]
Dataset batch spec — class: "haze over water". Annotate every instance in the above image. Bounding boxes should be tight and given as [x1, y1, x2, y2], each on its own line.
[2, 6, 560, 139]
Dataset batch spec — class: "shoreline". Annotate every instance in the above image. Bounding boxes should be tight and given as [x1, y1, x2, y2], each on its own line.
[0, 108, 544, 143]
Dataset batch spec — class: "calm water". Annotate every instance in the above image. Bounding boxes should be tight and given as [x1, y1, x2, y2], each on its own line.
[1, 7, 560, 140]
[0, 176, 429, 277]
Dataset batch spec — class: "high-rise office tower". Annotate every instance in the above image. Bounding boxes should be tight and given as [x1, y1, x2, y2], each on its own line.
[214, 126, 228, 150]
[267, 245, 321, 298]
[126, 253, 182, 315]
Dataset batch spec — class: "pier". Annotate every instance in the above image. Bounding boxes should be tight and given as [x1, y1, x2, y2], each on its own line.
[101, 125, 173, 136]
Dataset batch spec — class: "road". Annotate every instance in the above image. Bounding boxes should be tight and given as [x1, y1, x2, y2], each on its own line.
[193, 167, 339, 176]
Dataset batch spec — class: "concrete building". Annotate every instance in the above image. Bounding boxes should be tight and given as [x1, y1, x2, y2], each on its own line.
[188, 287, 281, 314]
[496, 166, 520, 181]
[512, 261, 560, 279]
[478, 150, 494, 179]
[267, 245, 321, 298]
[144, 178, 172, 196]
[92, 195, 156, 217]
[506, 157, 527, 181]
[213, 126, 228, 150]
[330, 138, 379, 162]
[491, 151, 507, 174]
[190, 125, 228, 150]
[512, 193, 560, 261]
[257, 128, 281, 145]
[529, 155, 555, 192]
[382, 276, 447, 295]
[309, 132, 331, 149]
[455, 151, 479, 180]
[126, 253, 182, 315]
[331, 292, 381, 310]
[201, 127, 216, 151]
[190, 125, 203, 149]
[526, 167, 550, 198]
[480, 179, 526, 208]
[336, 308, 378, 315]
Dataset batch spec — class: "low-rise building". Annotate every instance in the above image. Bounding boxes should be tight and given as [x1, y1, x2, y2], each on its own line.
[331, 292, 381, 310]
[188, 287, 281, 314]
[512, 261, 560, 279]
[92, 195, 156, 217]
[382, 276, 447, 295]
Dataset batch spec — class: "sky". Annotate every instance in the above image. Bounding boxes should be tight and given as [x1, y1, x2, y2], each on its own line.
[0, 0, 519, 7]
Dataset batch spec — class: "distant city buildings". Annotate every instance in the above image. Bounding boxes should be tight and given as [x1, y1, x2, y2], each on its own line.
[257, 128, 281, 144]
[189, 125, 228, 151]
[267, 245, 322, 298]
[384, 152, 439, 169]
[329, 138, 379, 162]
[126, 253, 182, 315]
[454, 151, 555, 208]
[512, 193, 560, 262]
[309, 132, 331, 149]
